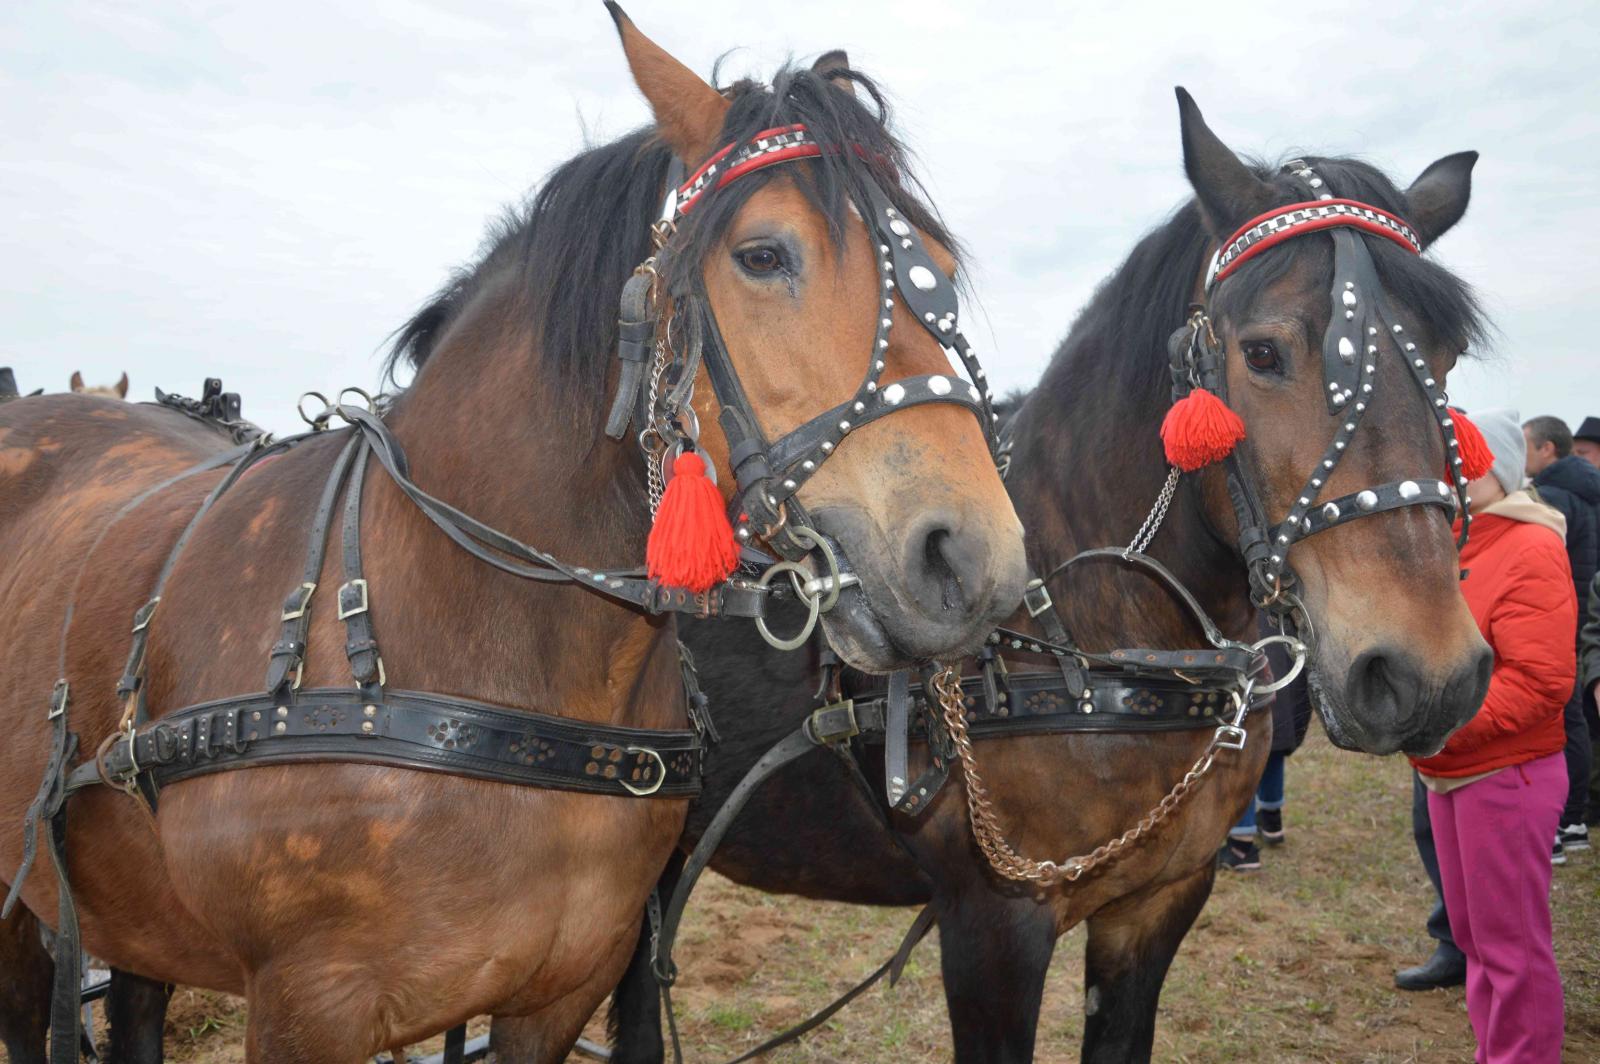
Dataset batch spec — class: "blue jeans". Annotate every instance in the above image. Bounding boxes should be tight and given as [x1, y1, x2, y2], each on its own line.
[1231, 751, 1286, 838]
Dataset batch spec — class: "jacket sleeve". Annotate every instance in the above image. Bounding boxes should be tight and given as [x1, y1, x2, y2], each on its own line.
[1445, 537, 1578, 755]
[1584, 572, 1600, 689]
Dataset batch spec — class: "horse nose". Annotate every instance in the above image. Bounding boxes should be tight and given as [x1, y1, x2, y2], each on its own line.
[1344, 645, 1492, 755]
[903, 513, 990, 616]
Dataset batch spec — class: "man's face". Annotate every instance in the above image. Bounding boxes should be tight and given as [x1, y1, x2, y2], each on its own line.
[1524, 428, 1557, 476]
[1575, 438, 1600, 468]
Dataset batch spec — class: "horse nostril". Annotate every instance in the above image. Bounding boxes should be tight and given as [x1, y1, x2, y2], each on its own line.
[921, 528, 964, 611]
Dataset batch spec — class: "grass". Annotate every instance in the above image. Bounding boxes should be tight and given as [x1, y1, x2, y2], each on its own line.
[46, 727, 1600, 1063]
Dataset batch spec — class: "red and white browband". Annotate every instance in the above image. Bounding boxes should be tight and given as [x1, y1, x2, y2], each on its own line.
[672, 124, 821, 220]
[1206, 198, 1422, 289]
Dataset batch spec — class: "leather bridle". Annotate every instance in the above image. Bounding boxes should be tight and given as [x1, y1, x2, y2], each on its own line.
[604, 124, 1002, 644]
[1173, 159, 1473, 636]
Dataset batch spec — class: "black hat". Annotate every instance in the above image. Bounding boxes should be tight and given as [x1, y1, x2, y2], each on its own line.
[1577, 416, 1600, 444]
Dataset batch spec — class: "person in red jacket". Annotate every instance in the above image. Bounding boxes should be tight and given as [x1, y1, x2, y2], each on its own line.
[1411, 407, 1575, 1063]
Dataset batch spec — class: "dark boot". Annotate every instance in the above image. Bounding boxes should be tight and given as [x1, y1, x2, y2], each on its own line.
[1394, 945, 1466, 991]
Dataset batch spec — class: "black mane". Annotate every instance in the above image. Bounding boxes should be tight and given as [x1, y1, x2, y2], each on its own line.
[385, 65, 954, 395]
[1038, 155, 1487, 420]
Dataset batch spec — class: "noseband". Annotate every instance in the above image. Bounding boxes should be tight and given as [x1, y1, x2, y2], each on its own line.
[1173, 159, 1473, 632]
[605, 125, 1000, 640]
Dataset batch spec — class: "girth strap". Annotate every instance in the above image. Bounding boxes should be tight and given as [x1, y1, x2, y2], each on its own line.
[76, 688, 703, 800]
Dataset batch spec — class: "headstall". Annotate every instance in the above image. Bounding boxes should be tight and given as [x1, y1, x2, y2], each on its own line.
[605, 123, 1003, 648]
[1167, 159, 1488, 634]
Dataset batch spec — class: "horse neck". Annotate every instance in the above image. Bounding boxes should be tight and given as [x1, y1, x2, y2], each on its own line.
[364, 285, 679, 730]
[1006, 335, 1254, 651]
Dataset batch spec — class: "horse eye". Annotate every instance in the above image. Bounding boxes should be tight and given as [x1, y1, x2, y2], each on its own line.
[736, 247, 785, 276]
[1242, 340, 1280, 373]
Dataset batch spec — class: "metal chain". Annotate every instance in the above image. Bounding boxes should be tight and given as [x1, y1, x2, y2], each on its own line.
[932, 667, 1231, 885]
[1125, 466, 1182, 557]
[644, 343, 671, 518]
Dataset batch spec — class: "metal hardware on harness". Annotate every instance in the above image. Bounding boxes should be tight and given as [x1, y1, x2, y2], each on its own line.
[279, 582, 316, 621]
[336, 578, 369, 620]
[1126, 465, 1182, 557]
[1022, 580, 1054, 618]
[753, 525, 847, 651]
[620, 746, 668, 797]
[1248, 634, 1307, 695]
[804, 700, 859, 744]
[933, 666, 1252, 885]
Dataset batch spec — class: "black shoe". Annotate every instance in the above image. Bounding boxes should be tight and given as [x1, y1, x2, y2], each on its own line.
[1258, 808, 1285, 846]
[1395, 948, 1466, 991]
[1218, 837, 1261, 872]
[1558, 822, 1589, 852]
[1552, 839, 1567, 866]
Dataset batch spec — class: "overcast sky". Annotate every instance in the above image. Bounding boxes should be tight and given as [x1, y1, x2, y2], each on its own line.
[3, 1, 1596, 437]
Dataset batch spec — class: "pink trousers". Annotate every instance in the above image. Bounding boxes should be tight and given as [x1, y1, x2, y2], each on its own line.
[1428, 752, 1566, 1063]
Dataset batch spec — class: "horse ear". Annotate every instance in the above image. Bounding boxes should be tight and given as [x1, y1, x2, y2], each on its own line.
[813, 50, 856, 97]
[1403, 151, 1477, 248]
[1175, 87, 1273, 240]
[116, 371, 129, 398]
[605, 2, 729, 163]
[70, 371, 84, 392]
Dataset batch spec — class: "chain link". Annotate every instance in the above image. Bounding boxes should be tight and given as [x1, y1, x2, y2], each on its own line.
[932, 667, 1231, 885]
[1125, 466, 1182, 557]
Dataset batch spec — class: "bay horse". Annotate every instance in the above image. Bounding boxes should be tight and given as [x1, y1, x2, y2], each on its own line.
[67, 372, 129, 400]
[0, 7, 1025, 1063]
[563, 89, 1494, 1063]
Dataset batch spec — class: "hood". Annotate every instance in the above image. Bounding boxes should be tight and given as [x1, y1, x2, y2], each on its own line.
[1536, 454, 1600, 504]
[1480, 488, 1568, 538]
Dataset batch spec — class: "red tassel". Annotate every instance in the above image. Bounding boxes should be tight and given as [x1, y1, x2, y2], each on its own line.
[647, 451, 739, 593]
[1450, 410, 1495, 481]
[1161, 388, 1246, 472]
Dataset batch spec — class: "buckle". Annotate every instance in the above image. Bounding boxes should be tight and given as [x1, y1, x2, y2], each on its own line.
[1023, 580, 1053, 618]
[48, 680, 69, 720]
[337, 579, 369, 620]
[130, 597, 161, 633]
[280, 582, 316, 621]
[620, 746, 668, 797]
[805, 700, 858, 744]
[1213, 723, 1248, 751]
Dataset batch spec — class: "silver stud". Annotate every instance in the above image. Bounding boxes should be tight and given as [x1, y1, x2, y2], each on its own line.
[737, 527, 750, 540]
[878, 339, 889, 350]
[1302, 517, 1313, 533]
[1368, 326, 1379, 336]
[361, 721, 374, 734]
[1335, 440, 1346, 450]
[1365, 364, 1375, 374]
[821, 441, 834, 453]
[1437, 481, 1450, 495]
[274, 721, 287, 734]
[1312, 477, 1324, 487]
[1392, 323, 1404, 333]
[1345, 310, 1355, 320]
[1362, 383, 1373, 393]
[880, 244, 890, 254]
[1310, 177, 1324, 188]
[874, 360, 885, 372]
[1329, 382, 1341, 393]
[1338, 337, 1355, 361]
[1398, 480, 1421, 500]
[766, 494, 778, 507]
[1344, 281, 1355, 290]
[889, 218, 912, 237]
[1271, 554, 1283, 565]
[802, 460, 815, 471]
[882, 317, 892, 328]
[1277, 534, 1290, 544]
[1435, 398, 1446, 408]
[1332, 392, 1347, 407]
[1323, 460, 1334, 470]
[1322, 502, 1341, 521]
[927, 375, 952, 396]
[884, 298, 894, 309]
[1342, 290, 1358, 308]
[924, 312, 936, 323]
[884, 278, 895, 290]
[883, 383, 906, 406]
[838, 420, 851, 433]
[907, 265, 938, 291]
[783, 479, 797, 491]
[1299, 496, 1311, 506]
[1424, 378, 1435, 387]
[1356, 402, 1367, 412]
[1356, 490, 1379, 511]
[865, 382, 877, 393]
[363, 704, 377, 718]
[1458, 476, 1468, 486]
[1344, 422, 1355, 432]
[900, 238, 913, 250]
[937, 319, 952, 333]
[853, 401, 865, 414]
[1405, 342, 1417, 352]
[1464, 494, 1473, 506]
[1414, 358, 1426, 368]
[276, 706, 289, 718]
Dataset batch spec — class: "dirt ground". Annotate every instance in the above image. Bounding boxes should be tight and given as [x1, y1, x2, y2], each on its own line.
[29, 727, 1600, 1062]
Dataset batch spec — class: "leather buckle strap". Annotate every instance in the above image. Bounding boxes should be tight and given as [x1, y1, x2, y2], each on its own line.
[805, 700, 859, 744]
[1022, 580, 1053, 618]
[336, 579, 369, 620]
[279, 582, 315, 621]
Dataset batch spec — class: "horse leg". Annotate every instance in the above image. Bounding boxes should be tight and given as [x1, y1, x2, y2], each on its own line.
[1080, 866, 1215, 1064]
[0, 902, 51, 1064]
[606, 853, 681, 1064]
[105, 969, 172, 1064]
[936, 890, 1057, 1064]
